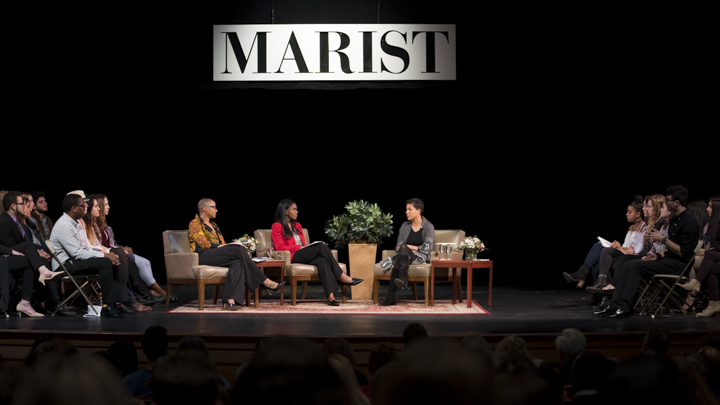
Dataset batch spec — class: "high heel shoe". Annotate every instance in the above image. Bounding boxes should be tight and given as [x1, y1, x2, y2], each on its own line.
[38, 270, 64, 286]
[678, 278, 701, 293]
[696, 300, 720, 317]
[16, 301, 44, 317]
[262, 281, 286, 296]
[222, 300, 243, 311]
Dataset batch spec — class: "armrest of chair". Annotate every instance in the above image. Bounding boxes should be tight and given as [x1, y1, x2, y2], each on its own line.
[164, 253, 200, 279]
[275, 250, 292, 266]
[331, 249, 339, 262]
[381, 250, 395, 260]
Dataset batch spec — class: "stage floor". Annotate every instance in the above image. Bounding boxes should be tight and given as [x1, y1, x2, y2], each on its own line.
[2, 283, 718, 339]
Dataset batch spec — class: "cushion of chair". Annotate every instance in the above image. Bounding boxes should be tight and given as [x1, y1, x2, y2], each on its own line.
[286, 263, 347, 277]
[192, 265, 229, 279]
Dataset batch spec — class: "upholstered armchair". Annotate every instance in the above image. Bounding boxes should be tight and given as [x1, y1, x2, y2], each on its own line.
[372, 229, 465, 305]
[254, 229, 348, 306]
[162, 230, 229, 310]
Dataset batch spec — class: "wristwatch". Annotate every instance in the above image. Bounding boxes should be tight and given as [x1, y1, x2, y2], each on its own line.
[661, 237, 667, 244]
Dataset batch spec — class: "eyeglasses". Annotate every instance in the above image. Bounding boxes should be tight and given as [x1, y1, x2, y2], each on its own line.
[205, 205, 217, 210]
[666, 198, 677, 203]
[14, 201, 25, 206]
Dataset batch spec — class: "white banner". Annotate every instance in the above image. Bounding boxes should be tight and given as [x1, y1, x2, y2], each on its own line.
[213, 24, 456, 81]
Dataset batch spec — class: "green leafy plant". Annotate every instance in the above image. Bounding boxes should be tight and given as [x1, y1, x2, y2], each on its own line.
[324, 200, 394, 248]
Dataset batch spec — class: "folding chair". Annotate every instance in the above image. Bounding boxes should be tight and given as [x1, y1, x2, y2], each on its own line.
[637, 240, 704, 318]
[45, 240, 101, 316]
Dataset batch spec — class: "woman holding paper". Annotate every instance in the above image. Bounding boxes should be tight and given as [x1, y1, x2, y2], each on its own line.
[189, 198, 285, 311]
[271, 199, 362, 306]
[563, 196, 647, 290]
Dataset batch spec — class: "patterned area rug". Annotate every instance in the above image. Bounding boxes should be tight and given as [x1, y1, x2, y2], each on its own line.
[166, 299, 489, 315]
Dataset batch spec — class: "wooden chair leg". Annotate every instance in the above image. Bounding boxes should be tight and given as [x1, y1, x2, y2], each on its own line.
[341, 286, 347, 303]
[424, 279, 430, 306]
[213, 285, 219, 304]
[165, 283, 173, 307]
[291, 280, 297, 306]
[373, 277, 380, 304]
[198, 280, 205, 311]
[301, 281, 307, 300]
[412, 282, 418, 300]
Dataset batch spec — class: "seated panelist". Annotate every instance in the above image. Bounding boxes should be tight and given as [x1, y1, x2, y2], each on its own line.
[189, 198, 284, 311]
[271, 199, 362, 307]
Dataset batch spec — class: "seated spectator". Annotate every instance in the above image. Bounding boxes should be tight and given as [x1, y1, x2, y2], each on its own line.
[327, 353, 371, 405]
[233, 336, 348, 405]
[373, 338, 489, 405]
[176, 335, 231, 391]
[108, 340, 139, 378]
[95, 194, 168, 303]
[49, 193, 132, 318]
[642, 325, 672, 356]
[555, 328, 587, 385]
[494, 334, 544, 368]
[598, 354, 686, 405]
[151, 351, 229, 405]
[567, 351, 612, 405]
[402, 322, 428, 349]
[122, 325, 169, 398]
[364, 342, 396, 398]
[323, 337, 368, 387]
[460, 333, 494, 369]
[27, 191, 53, 247]
[0, 191, 62, 316]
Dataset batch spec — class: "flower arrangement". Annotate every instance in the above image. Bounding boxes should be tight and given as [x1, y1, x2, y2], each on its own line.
[456, 236, 488, 252]
[234, 234, 259, 253]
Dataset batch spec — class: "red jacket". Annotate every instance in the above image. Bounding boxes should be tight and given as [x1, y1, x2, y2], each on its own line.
[271, 222, 306, 260]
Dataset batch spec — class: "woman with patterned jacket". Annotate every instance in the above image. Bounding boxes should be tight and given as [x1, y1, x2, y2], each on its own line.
[378, 198, 435, 306]
[189, 198, 284, 311]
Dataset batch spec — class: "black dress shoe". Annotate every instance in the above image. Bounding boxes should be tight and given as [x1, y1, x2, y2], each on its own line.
[102, 305, 126, 318]
[378, 300, 396, 306]
[327, 300, 340, 306]
[116, 303, 136, 315]
[138, 295, 165, 305]
[593, 305, 614, 316]
[603, 309, 630, 319]
[339, 278, 363, 286]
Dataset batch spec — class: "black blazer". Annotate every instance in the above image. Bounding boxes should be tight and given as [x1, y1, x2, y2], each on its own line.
[0, 212, 26, 248]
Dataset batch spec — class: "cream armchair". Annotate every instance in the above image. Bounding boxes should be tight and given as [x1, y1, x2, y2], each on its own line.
[162, 230, 229, 310]
[372, 229, 465, 305]
[254, 228, 348, 306]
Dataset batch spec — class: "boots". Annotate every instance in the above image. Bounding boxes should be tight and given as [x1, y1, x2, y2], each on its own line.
[563, 265, 590, 289]
[394, 267, 409, 290]
[678, 278, 701, 293]
[585, 275, 608, 293]
[696, 300, 720, 317]
[379, 285, 397, 306]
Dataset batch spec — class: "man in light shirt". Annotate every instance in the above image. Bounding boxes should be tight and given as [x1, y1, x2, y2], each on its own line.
[49, 193, 131, 318]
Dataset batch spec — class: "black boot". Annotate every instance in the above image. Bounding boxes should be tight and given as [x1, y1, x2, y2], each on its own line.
[379, 285, 397, 306]
[563, 265, 590, 289]
[585, 275, 608, 293]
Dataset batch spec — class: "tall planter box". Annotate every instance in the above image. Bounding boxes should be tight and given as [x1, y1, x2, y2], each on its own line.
[348, 243, 377, 300]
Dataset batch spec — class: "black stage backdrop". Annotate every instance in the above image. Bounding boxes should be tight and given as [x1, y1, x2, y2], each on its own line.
[6, 1, 712, 288]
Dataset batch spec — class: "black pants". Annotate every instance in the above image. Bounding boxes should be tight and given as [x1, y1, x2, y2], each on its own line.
[382, 245, 418, 303]
[3, 241, 53, 303]
[198, 245, 267, 304]
[610, 257, 685, 312]
[292, 243, 344, 297]
[64, 257, 128, 304]
[111, 247, 151, 301]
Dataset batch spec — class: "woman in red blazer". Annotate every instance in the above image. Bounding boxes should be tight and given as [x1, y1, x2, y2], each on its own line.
[271, 199, 362, 306]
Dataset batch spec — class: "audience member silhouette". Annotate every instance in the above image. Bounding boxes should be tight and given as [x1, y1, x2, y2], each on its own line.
[323, 337, 368, 387]
[122, 325, 169, 398]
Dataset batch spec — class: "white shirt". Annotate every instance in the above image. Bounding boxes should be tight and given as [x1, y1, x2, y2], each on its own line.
[48, 213, 104, 270]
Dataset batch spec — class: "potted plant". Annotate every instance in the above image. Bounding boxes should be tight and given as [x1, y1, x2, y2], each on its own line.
[325, 200, 394, 299]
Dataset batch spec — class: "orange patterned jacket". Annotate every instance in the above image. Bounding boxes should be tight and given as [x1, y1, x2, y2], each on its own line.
[188, 214, 226, 253]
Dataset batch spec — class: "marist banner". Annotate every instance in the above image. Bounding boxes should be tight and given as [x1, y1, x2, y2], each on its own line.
[213, 24, 456, 81]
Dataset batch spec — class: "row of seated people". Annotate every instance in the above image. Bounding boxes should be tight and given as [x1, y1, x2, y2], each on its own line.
[562, 185, 720, 319]
[2, 324, 719, 405]
[0, 189, 169, 318]
[187, 196, 435, 310]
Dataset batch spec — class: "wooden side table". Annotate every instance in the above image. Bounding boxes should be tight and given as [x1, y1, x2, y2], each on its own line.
[430, 259, 493, 308]
[250, 259, 285, 307]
